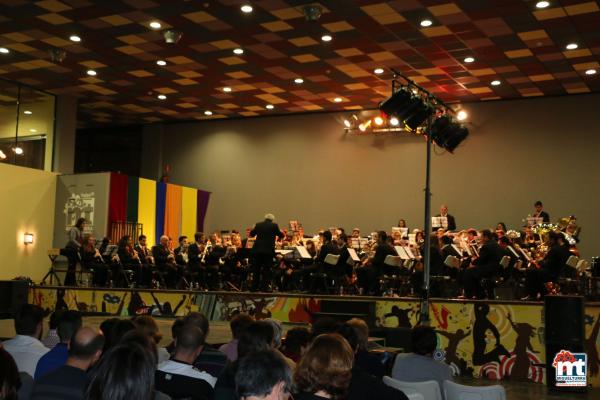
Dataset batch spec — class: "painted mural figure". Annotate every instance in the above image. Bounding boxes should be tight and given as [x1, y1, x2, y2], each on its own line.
[507, 313, 538, 380]
[586, 315, 600, 377]
[384, 305, 413, 328]
[437, 328, 473, 376]
[472, 304, 510, 365]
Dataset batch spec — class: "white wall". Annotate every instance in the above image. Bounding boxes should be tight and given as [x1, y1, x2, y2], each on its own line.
[161, 93, 600, 258]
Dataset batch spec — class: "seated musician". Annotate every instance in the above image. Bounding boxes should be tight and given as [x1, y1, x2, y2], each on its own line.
[463, 229, 503, 299]
[335, 233, 352, 282]
[357, 231, 395, 295]
[187, 232, 207, 289]
[134, 234, 153, 287]
[520, 226, 540, 250]
[497, 236, 518, 281]
[440, 235, 461, 278]
[220, 245, 247, 288]
[523, 231, 570, 300]
[309, 231, 339, 291]
[174, 236, 189, 266]
[204, 237, 226, 290]
[80, 234, 108, 286]
[152, 235, 179, 288]
[351, 228, 360, 239]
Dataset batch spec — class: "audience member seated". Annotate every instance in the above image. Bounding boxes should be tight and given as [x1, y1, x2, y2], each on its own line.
[102, 319, 136, 351]
[218, 313, 253, 362]
[264, 318, 296, 370]
[166, 317, 185, 354]
[391, 325, 453, 396]
[293, 333, 353, 400]
[0, 347, 22, 400]
[3, 304, 49, 376]
[184, 312, 228, 378]
[235, 349, 292, 400]
[346, 318, 386, 378]
[41, 310, 62, 349]
[31, 327, 104, 400]
[156, 324, 217, 400]
[280, 327, 311, 363]
[35, 310, 82, 378]
[133, 315, 169, 363]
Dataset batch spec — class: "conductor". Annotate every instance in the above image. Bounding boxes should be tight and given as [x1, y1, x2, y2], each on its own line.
[250, 213, 284, 292]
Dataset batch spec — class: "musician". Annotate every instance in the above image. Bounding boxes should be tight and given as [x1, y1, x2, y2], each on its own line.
[204, 236, 226, 290]
[187, 232, 206, 288]
[436, 204, 457, 231]
[533, 201, 550, 223]
[523, 231, 570, 300]
[497, 236, 517, 280]
[80, 234, 108, 286]
[358, 231, 396, 295]
[249, 213, 284, 292]
[152, 235, 179, 288]
[134, 234, 153, 287]
[351, 228, 361, 239]
[117, 235, 141, 287]
[440, 235, 461, 278]
[174, 236, 189, 266]
[463, 229, 503, 299]
[62, 217, 86, 286]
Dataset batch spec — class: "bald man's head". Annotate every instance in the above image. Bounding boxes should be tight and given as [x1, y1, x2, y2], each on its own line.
[69, 326, 105, 360]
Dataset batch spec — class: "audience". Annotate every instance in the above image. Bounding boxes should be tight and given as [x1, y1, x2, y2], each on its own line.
[235, 350, 292, 400]
[103, 319, 136, 350]
[166, 317, 185, 354]
[346, 318, 385, 378]
[218, 313, 253, 362]
[156, 324, 217, 399]
[183, 312, 229, 377]
[391, 325, 453, 396]
[264, 318, 296, 369]
[41, 310, 62, 349]
[31, 326, 104, 400]
[2, 304, 49, 376]
[280, 327, 311, 363]
[133, 315, 169, 363]
[0, 347, 21, 400]
[34, 310, 82, 378]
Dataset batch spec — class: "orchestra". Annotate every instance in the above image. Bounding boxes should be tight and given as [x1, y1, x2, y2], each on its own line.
[69, 205, 589, 300]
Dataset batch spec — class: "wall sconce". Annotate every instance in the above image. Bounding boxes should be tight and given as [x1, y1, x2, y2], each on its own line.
[24, 233, 34, 245]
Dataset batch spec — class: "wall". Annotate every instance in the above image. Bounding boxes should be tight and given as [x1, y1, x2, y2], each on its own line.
[0, 163, 56, 281]
[53, 95, 77, 174]
[161, 93, 600, 258]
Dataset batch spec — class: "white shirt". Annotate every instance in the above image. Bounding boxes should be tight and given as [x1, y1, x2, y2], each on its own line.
[157, 359, 217, 387]
[2, 335, 49, 376]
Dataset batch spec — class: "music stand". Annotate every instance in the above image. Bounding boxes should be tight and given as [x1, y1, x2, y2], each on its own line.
[41, 249, 62, 286]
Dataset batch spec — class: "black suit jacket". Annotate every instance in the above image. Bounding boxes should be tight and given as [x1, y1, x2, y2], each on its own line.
[474, 240, 503, 275]
[436, 214, 456, 231]
[152, 245, 172, 266]
[537, 211, 550, 223]
[250, 220, 284, 255]
[188, 242, 202, 269]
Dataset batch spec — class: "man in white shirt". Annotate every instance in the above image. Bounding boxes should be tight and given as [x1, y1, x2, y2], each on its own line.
[2, 304, 49, 376]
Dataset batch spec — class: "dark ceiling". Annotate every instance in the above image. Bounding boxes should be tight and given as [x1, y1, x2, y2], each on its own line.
[0, 0, 598, 127]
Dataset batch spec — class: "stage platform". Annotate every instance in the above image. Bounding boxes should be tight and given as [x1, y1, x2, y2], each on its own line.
[19, 286, 600, 388]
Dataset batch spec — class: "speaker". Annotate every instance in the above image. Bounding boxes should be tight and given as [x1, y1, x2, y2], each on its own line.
[544, 295, 587, 392]
[0, 280, 29, 319]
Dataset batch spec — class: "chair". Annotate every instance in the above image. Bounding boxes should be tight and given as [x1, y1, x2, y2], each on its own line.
[443, 380, 506, 400]
[382, 376, 442, 400]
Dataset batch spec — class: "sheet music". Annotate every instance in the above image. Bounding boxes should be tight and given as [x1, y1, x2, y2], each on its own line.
[432, 217, 441, 228]
[275, 249, 294, 255]
[526, 217, 543, 226]
[392, 227, 401, 234]
[394, 246, 410, 260]
[347, 248, 360, 262]
[408, 233, 416, 245]
[403, 246, 415, 259]
[296, 246, 311, 259]
[400, 227, 409, 238]
[351, 238, 360, 249]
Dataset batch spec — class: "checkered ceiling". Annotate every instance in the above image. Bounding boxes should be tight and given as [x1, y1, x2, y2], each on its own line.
[0, 0, 599, 127]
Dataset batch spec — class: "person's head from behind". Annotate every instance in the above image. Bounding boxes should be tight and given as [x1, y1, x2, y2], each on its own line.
[282, 327, 311, 357]
[118, 330, 158, 366]
[411, 325, 437, 357]
[132, 315, 163, 345]
[105, 319, 136, 350]
[294, 333, 354, 400]
[236, 350, 291, 400]
[238, 321, 274, 359]
[48, 309, 63, 331]
[480, 229, 493, 244]
[182, 312, 210, 337]
[378, 230, 387, 245]
[230, 313, 253, 340]
[311, 317, 342, 339]
[345, 318, 369, 351]
[171, 317, 185, 340]
[14, 304, 45, 339]
[85, 343, 155, 400]
[264, 319, 283, 348]
[322, 230, 332, 243]
[68, 326, 105, 369]
[57, 310, 82, 343]
[0, 348, 20, 400]
[174, 325, 205, 363]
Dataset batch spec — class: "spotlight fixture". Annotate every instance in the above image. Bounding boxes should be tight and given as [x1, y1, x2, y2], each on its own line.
[333, 97, 342, 103]
[87, 69, 97, 76]
[223, 87, 232, 92]
[389, 117, 399, 126]
[536, 1, 550, 8]
[321, 34, 332, 42]
[157, 94, 167, 100]
[23, 233, 34, 245]
[585, 69, 597, 75]
[149, 21, 162, 29]
[294, 78, 304, 84]
[204, 110, 213, 116]
[164, 29, 183, 44]
[0, 47, 9, 54]
[491, 80, 501, 86]
[303, 5, 322, 21]
[374, 116, 384, 126]
[266, 104, 274, 109]
[429, 115, 469, 153]
[420, 19, 433, 27]
[374, 68, 384, 74]
[23, 110, 32, 115]
[48, 48, 66, 63]
[156, 60, 167, 66]
[241, 4, 253, 13]
[464, 57, 475, 63]
[69, 35, 81, 42]
[456, 110, 468, 121]
[358, 120, 372, 132]
[233, 48, 244, 55]
[343, 119, 352, 128]
[29, 129, 37, 133]
[13, 147, 24, 155]
[565, 43, 578, 50]
[379, 88, 434, 131]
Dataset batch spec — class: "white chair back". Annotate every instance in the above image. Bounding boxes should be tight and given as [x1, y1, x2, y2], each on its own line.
[444, 255, 460, 269]
[324, 253, 340, 266]
[499, 255, 510, 269]
[384, 255, 403, 267]
[443, 380, 506, 400]
[383, 376, 442, 400]
[566, 255, 579, 269]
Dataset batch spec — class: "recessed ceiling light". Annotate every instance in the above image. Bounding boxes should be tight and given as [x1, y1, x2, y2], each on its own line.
[157, 94, 167, 100]
[149, 21, 162, 29]
[420, 19, 433, 27]
[23, 110, 32, 115]
[204, 110, 213, 116]
[233, 48, 244, 55]
[374, 68, 384, 74]
[241, 4, 253, 13]
[223, 87, 232, 92]
[69, 35, 81, 42]
[536, 1, 550, 9]
[294, 78, 304, 84]
[464, 57, 475, 63]
[333, 97, 342, 103]
[566, 43, 578, 50]
[29, 128, 37, 133]
[0, 47, 9, 54]
[491, 80, 501, 86]
[156, 60, 167, 66]
[266, 104, 274, 110]
[321, 34, 332, 42]
[585, 69, 597, 75]
[87, 69, 97, 76]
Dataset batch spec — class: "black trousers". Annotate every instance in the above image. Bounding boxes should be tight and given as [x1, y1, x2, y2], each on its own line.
[251, 253, 274, 291]
[525, 267, 557, 297]
[464, 266, 495, 298]
[60, 247, 79, 286]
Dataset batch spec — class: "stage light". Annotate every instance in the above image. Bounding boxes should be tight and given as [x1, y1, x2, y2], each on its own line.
[223, 87, 232, 92]
[204, 110, 213, 116]
[266, 104, 274, 109]
[157, 94, 166, 100]
[456, 110, 468, 121]
[429, 115, 469, 153]
[374, 68, 384, 74]
[379, 88, 413, 117]
[566, 43, 578, 50]
[358, 120, 372, 132]
[23, 110, 32, 115]
[0, 47, 10, 54]
[29, 129, 37, 133]
[586, 69, 597, 75]
[241, 4, 253, 13]
[164, 29, 182, 44]
[321, 34, 332, 42]
[233, 48, 244, 55]
[0, 150, 5, 159]
[420, 19, 433, 27]
[149, 21, 162, 29]
[157, 60, 167, 66]
[464, 57, 475, 63]
[294, 78, 304, 84]
[303, 5, 322, 21]
[333, 97, 342, 103]
[374, 116, 384, 126]
[389, 117, 399, 126]
[13, 147, 23, 155]
[87, 69, 97, 76]
[402, 100, 434, 131]
[491, 80, 501, 86]
[24, 233, 34, 245]
[536, 1, 550, 8]
[344, 119, 351, 128]
[69, 35, 81, 42]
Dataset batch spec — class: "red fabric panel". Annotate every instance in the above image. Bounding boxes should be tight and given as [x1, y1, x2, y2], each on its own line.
[107, 172, 129, 233]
